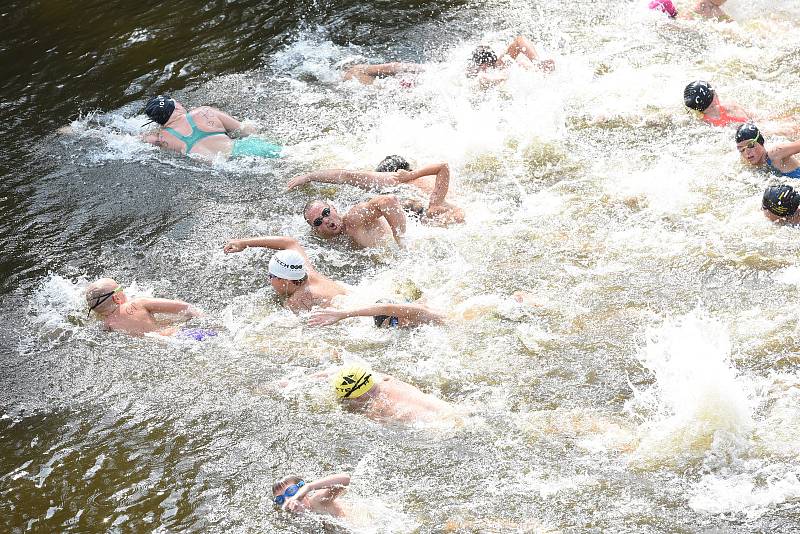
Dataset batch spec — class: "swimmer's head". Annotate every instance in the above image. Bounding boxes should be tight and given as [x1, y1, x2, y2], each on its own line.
[268, 250, 307, 295]
[735, 122, 767, 165]
[649, 0, 678, 17]
[272, 475, 305, 505]
[469, 46, 498, 73]
[85, 278, 124, 317]
[144, 95, 176, 125]
[375, 155, 411, 173]
[683, 81, 714, 112]
[735, 122, 765, 145]
[332, 366, 375, 399]
[762, 184, 800, 218]
[304, 200, 343, 238]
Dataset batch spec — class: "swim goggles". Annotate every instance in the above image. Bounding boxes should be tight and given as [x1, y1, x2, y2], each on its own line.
[274, 480, 305, 505]
[313, 207, 331, 227]
[87, 286, 122, 317]
[742, 139, 759, 150]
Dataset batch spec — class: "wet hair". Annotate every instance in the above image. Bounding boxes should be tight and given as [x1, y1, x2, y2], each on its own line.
[735, 122, 765, 146]
[272, 475, 303, 496]
[144, 95, 176, 125]
[683, 81, 714, 112]
[470, 46, 498, 68]
[375, 155, 411, 173]
[762, 184, 800, 217]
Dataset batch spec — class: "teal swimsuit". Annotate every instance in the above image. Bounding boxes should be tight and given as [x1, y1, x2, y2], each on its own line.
[164, 114, 228, 154]
[165, 115, 282, 158]
[766, 157, 800, 179]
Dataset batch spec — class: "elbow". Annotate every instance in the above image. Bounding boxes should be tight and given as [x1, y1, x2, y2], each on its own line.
[339, 473, 351, 486]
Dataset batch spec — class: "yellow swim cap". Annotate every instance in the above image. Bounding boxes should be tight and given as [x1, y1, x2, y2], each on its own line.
[332, 366, 375, 399]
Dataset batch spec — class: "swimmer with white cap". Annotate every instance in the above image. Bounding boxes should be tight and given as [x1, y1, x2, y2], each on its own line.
[318, 365, 459, 424]
[288, 156, 464, 226]
[85, 278, 208, 338]
[223, 236, 348, 312]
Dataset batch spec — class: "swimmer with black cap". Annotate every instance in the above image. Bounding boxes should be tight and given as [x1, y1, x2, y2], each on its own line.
[287, 157, 464, 227]
[684, 80, 749, 127]
[683, 81, 799, 135]
[467, 35, 555, 85]
[761, 184, 800, 223]
[222, 235, 348, 312]
[85, 277, 207, 337]
[735, 123, 800, 179]
[141, 95, 281, 161]
[318, 365, 459, 424]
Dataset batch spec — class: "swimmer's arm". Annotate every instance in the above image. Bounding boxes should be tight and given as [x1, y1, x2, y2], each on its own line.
[223, 236, 317, 272]
[352, 196, 406, 246]
[768, 141, 800, 163]
[295, 473, 351, 502]
[309, 304, 444, 326]
[137, 298, 201, 317]
[415, 163, 451, 207]
[287, 170, 397, 191]
[343, 63, 423, 84]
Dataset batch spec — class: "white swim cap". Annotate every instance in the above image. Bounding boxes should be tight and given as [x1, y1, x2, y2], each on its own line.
[268, 250, 307, 280]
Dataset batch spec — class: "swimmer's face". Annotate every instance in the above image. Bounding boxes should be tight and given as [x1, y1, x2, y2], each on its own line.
[269, 274, 294, 296]
[736, 139, 765, 165]
[305, 203, 342, 238]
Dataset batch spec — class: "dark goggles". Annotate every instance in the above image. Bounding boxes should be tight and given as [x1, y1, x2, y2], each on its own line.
[87, 286, 122, 317]
[313, 207, 330, 227]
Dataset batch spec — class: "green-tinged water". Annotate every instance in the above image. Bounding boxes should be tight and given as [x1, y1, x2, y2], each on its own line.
[2, 0, 800, 532]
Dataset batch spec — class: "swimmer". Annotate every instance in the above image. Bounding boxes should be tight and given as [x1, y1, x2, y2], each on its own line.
[272, 473, 351, 518]
[735, 123, 800, 179]
[649, 0, 729, 20]
[288, 156, 464, 225]
[468, 35, 555, 85]
[683, 81, 798, 135]
[300, 195, 407, 249]
[343, 62, 425, 85]
[223, 236, 348, 312]
[308, 301, 445, 328]
[85, 278, 211, 338]
[321, 366, 459, 424]
[761, 184, 800, 224]
[141, 95, 281, 161]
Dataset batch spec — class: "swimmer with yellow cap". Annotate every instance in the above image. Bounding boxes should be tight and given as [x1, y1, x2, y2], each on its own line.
[319, 365, 458, 424]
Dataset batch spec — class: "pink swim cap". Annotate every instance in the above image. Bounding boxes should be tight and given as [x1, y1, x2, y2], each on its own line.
[648, 0, 677, 18]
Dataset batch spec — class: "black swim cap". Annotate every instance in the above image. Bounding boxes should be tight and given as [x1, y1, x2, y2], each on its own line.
[375, 155, 411, 173]
[683, 81, 714, 112]
[471, 46, 498, 67]
[144, 95, 176, 125]
[762, 184, 800, 217]
[735, 122, 765, 145]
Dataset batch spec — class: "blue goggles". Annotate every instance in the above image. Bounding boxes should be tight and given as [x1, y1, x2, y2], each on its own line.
[274, 480, 305, 505]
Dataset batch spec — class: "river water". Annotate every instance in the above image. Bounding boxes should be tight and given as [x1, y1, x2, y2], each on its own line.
[2, 0, 800, 532]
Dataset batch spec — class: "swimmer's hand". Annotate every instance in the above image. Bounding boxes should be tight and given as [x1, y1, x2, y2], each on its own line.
[308, 309, 347, 327]
[283, 496, 309, 514]
[286, 174, 311, 190]
[223, 239, 247, 253]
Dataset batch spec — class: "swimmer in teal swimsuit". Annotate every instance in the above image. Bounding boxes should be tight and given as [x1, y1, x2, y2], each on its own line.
[735, 123, 800, 179]
[141, 95, 281, 162]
